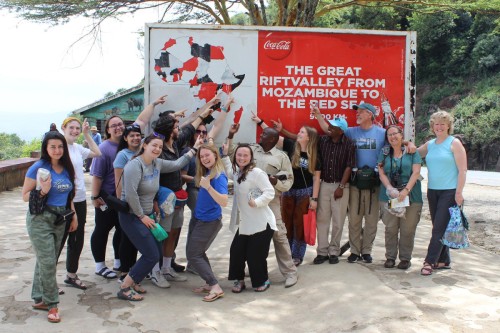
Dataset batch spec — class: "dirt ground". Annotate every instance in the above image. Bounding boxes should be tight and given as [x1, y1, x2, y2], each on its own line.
[426, 182, 500, 254]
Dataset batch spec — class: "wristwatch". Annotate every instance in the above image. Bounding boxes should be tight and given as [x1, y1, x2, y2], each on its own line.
[338, 183, 345, 189]
[310, 197, 318, 202]
[90, 195, 99, 200]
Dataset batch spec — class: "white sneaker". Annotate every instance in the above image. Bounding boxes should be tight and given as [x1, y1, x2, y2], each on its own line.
[150, 270, 171, 288]
[162, 267, 187, 282]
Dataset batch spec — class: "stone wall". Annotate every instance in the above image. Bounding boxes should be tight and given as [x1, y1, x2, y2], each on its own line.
[0, 158, 38, 192]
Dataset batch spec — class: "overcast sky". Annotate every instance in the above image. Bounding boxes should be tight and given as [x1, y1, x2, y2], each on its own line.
[0, 10, 155, 141]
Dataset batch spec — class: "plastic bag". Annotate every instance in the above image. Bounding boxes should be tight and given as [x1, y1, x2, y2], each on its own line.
[441, 205, 469, 249]
[303, 210, 317, 246]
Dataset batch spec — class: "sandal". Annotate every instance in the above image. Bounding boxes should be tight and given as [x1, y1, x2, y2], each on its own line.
[32, 301, 49, 311]
[420, 262, 433, 276]
[47, 308, 61, 323]
[254, 280, 270, 292]
[132, 283, 147, 294]
[117, 287, 143, 301]
[202, 290, 224, 302]
[434, 263, 451, 270]
[64, 275, 87, 290]
[231, 280, 246, 293]
[192, 285, 211, 294]
[95, 267, 117, 279]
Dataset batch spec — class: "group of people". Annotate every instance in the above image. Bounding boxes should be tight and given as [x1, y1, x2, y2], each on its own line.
[22, 93, 466, 323]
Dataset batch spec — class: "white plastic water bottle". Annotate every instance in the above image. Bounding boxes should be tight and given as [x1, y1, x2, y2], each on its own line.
[36, 168, 50, 190]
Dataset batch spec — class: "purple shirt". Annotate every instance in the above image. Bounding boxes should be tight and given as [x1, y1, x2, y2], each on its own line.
[90, 140, 118, 194]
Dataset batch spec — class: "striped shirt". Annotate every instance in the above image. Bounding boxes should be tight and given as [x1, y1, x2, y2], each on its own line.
[318, 135, 356, 183]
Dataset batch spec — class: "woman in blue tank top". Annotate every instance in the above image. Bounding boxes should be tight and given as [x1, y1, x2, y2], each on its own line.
[417, 111, 467, 276]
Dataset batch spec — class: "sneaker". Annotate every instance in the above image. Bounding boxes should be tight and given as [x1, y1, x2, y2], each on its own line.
[313, 255, 329, 265]
[361, 254, 373, 263]
[284, 274, 298, 288]
[150, 270, 171, 288]
[384, 259, 396, 268]
[162, 268, 187, 282]
[145, 273, 152, 280]
[347, 253, 361, 263]
[171, 260, 185, 273]
[329, 255, 339, 264]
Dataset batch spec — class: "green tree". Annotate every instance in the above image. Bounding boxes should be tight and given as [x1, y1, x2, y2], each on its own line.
[1, 0, 498, 28]
[21, 137, 42, 158]
[0, 133, 25, 160]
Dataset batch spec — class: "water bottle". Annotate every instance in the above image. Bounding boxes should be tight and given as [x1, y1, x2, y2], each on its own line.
[36, 168, 50, 190]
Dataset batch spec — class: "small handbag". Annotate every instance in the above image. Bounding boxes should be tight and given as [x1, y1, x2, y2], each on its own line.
[29, 190, 48, 215]
[441, 205, 470, 249]
[46, 207, 75, 226]
[303, 209, 317, 246]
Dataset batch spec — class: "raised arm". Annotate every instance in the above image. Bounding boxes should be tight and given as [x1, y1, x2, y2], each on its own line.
[82, 118, 101, 158]
[135, 95, 167, 132]
[311, 106, 329, 133]
[207, 95, 234, 143]
[250, 111, 285, 148]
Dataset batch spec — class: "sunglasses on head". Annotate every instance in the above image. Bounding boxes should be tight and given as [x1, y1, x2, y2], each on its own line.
[196, 130, 208, 135]
[125, 123, 141, 132]
[152, 131, 166, 140]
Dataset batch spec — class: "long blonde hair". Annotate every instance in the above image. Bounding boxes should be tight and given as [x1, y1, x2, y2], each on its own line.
[195, 144, 225, 187]
[291, 126, 318, 174]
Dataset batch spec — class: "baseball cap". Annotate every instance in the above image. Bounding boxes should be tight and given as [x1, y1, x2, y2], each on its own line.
[352, 102, 376, 115]
[328, 117, 348, 132]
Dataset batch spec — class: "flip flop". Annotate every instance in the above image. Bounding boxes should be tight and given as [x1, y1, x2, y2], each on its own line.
[192, 285, 211, 294]
[254, 280, 270, 292]
[202, 290, 224, 302]
[32, 302, 49, 311]
[95, 267, 117, 279]
[64, 275, 87, 290]
[231, 281, 246, 293]
[47, 308, 61, 323]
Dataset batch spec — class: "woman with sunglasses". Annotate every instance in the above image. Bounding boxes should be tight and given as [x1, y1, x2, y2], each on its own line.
[90, 96, 168, 280]
[57, 117, 101, 291]
[377, 125, 423, 270]
[117, 133, 202, 301]
[22, 131, 77, 323]
[113, 123, 143, 283]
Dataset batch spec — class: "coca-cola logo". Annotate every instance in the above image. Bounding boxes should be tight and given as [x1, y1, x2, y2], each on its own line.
[263, 36, 292, 60]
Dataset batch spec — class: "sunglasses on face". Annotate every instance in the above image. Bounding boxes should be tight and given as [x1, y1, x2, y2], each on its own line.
[196, 130, 208, 135]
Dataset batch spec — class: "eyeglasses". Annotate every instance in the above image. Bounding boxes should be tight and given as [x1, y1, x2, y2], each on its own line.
[387, 131, 402, 137]
[152, 131, 166, 140]
[196, 130, 208, 135]
[109, 123, 124, 129]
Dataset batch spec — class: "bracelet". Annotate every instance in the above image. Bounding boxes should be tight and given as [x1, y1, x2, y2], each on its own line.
[39, 189, 46, 196]
[221, 106, 228, 113]
[90, 195, 99, 200]
[405, 187, 411, 192]
[198, 115, 205, 121]
[338, 183, 345, 189]
[227, 136, 234, 140]
[191, 147, 198, 154]
[257, 119, 264, 126]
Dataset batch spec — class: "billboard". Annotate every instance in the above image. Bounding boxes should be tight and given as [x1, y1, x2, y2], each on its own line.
[145, 25, 416, 143]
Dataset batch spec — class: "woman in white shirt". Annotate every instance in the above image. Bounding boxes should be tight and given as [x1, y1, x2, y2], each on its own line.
[222, 143, 277, 293]
[59, 117, 101, 290]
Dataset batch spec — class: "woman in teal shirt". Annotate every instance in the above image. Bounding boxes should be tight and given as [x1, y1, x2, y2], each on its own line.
[378, 125, 423, 270]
